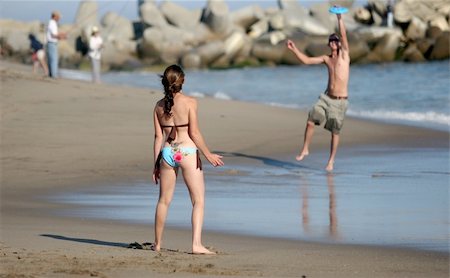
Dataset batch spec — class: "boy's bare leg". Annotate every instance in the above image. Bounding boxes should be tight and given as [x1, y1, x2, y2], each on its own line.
[296, 121, 315, 161]
[326, 133, 339, 172]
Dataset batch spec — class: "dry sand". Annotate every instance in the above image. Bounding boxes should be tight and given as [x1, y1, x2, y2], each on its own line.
[1, 61, 448, 277]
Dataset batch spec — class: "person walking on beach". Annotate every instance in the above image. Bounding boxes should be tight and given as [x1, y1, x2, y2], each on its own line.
[152, 65, 224, 254]
[28, 34, 49, 76]
[46, 11, 66, 78]
[88, 26, 103, 83]
[286, 11, 350, 172]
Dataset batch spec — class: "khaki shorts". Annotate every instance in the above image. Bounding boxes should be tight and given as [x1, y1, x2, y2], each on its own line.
[308, 94, 348, 134]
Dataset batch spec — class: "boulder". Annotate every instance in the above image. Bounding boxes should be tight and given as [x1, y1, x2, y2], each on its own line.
[269, 12, 285, 31]
[348, 33, 370, 61]
[139, 2, 167, 28]
[416, 38, 434, 57]
[74, 1, 98, 35]
[251, 39, 285, 63]
[139, 26, 192, 63]
[429, 16, 449, 32]
[269, 31, 287, 45]
[231, 5, 264, 30]
[160, 1, 200, 29]
[370, 32, 401, 62]
[355, 26, 403, 43]
[310, 3, 335, 33]
[426, 26, 443, 40]
[305, 42, 330, 57]
[393, 1, 412, 24]
[223, 30, 246, 59]
[429, 31, 450, 60]
[280, 2, 330, 36]
[195, 41, 226, 66]
[402, 43, 426, 62]
[368, 0, 388, 17]
[371, 10, 383, 26]
[201, 0, 233, 36]
[354, 7, 372, 24]
[248, 19, 269, 39]
[101, 12, 134, 41]
[405, 17, 427, 41]
[181, 52, 201, 69]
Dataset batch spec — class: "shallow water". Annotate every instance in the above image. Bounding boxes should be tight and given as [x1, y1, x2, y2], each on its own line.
[49, 145, 449, 253]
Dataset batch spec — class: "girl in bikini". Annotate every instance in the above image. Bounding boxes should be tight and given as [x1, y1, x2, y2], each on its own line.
[152, 65, 224, 255]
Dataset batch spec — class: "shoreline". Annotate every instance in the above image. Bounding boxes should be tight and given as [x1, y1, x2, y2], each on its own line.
[1, 61, 449, 277]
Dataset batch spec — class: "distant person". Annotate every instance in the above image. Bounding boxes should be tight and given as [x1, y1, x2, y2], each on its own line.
[88, 26, 103, 83]
[286, 11, 350, 172]
[152, 65, 224, 254]
[28, 34, 48, 76]
[387, 0, 394, 28]
[46, 11, 66, 78]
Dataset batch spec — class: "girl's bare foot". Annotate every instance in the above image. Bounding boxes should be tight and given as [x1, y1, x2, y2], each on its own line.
[150, 243, 160, 252]
[296, 151, 309, 161]
[192, 245, 216, 255]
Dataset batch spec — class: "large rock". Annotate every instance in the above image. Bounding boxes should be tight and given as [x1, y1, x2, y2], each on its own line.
[101, 12, 134, 41]
[269, 12, 285, 31]
[251, 39, 285, 63]
[354, 7, 372, 24]
[416, 38, 434, 57]
[201, 0, 233, 36]
[402, 43, 426, 62]
[355, 26, 403, 43]
[248, 19, 269, 39]
[223, 30, 246, 59]
[231, 5, 264, 30]
[429, 31, 450, 60]
[280, 1, 329, 36]
[139, 2, 167, 27]
[429, 16, 449, 32]
[405, 17, 427, 41]
[139, 26, 193, 63]
[310, 3, 335, 33]
[160, 1, 201, 29]
[367, 32, 401, 62]
[348, 33, 370, 61]
[74, 1, 98, 35]
[368, 0, 388, 17]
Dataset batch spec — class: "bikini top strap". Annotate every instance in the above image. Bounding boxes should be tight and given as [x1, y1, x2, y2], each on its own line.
[161, 123, 189, 143]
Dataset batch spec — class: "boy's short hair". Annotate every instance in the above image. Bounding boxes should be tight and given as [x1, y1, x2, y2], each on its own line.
[328, 33, 340, 42]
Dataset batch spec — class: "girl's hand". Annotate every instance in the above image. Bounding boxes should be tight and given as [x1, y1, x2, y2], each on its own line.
[286, 39, 296, 51]
[207, 153, 224, 167]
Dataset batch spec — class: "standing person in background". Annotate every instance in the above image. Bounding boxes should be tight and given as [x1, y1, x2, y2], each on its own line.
[28, 33, 48, 76]
[46, 11, 66, 78]
[286, 11, 350, 172]
[88, 26, 103, 84]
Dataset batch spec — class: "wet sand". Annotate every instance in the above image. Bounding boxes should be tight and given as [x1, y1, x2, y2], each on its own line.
[1, 61, 448, 277]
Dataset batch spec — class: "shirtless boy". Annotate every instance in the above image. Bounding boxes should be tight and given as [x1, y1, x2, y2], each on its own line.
[286, 12, 350, 171]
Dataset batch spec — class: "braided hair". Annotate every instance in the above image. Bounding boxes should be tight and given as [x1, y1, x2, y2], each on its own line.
[161, 65, 185, 117]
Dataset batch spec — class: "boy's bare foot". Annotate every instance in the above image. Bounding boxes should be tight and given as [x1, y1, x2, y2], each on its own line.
[192, 245, 216, 255]
[150, 243, 160, 252]
[296, 151, 309, 161]
[326, 161, 334, 172]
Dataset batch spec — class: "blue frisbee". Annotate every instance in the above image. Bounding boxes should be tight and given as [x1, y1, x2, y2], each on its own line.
[329, 6, 349, 14]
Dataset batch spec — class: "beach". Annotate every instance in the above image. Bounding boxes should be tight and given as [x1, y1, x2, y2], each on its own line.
[1, 61, 449, 277]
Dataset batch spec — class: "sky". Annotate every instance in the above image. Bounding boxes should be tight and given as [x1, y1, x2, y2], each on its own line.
[0, 0, 367, 25]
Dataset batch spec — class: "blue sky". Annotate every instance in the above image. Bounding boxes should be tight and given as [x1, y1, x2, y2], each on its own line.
[1, 0, 367, 25]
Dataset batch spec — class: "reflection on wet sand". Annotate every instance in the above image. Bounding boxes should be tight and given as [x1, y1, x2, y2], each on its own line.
[300, 174, 339, 239]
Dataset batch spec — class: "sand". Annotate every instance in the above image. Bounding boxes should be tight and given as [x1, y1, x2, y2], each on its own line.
[1, 61, 448, 277]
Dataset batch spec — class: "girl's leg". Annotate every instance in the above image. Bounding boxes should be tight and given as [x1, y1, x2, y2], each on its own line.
[153, 162, 177, 251]
[180, 154, 215, 254]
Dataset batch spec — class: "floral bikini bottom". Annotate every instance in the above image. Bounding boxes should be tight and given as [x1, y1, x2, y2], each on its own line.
[155, 143, 202, 171]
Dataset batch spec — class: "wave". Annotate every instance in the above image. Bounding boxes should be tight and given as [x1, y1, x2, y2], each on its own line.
[348, 109, 450, 127]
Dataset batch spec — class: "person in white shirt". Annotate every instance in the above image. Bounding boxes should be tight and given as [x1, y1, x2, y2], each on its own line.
[88, 26, 103, 83]
[46, 11, 66, 78]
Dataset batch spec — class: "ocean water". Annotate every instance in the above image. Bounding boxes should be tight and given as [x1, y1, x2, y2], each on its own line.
[62, 61, 450, 131]
[49, 146, 449, 253]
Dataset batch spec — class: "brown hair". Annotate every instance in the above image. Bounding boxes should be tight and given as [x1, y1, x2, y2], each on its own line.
[161, 65, 185, 117]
